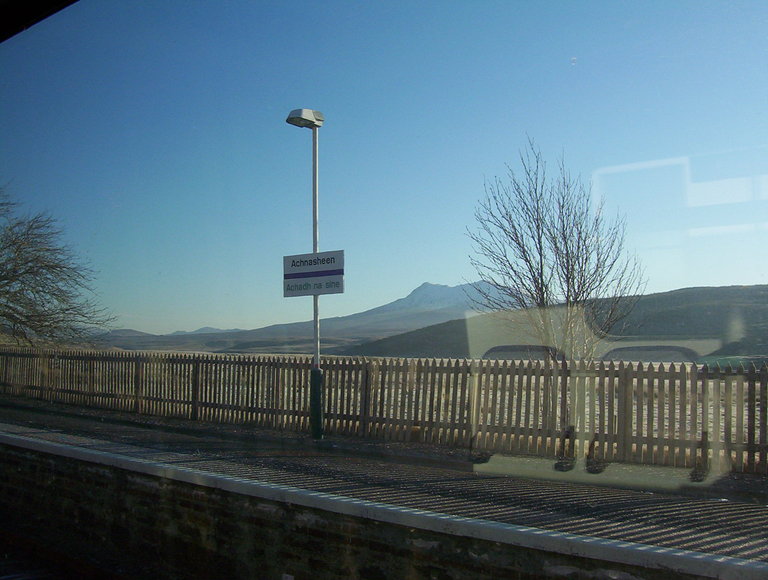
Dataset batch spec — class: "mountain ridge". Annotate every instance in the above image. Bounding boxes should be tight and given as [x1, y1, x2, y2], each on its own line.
[170, 327, 245, 336]
[95, 283, 768, 359]
[96, 282, 485, 353]
[340, 284, 768, 361]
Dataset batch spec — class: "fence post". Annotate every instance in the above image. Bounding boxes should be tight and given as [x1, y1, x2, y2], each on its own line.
[359, 358, 373, 437]
[87, 355, 95, 405]
[555, 360, 572, 460]
[617, 362, 634, 462]
[468, 360, 481, 452]
[0, 351, 7, 388]
[191, 356, 201, 421]
[44, 350, 54, 401]
[133, 355, 144, 414]
[759, 364, 767, 475]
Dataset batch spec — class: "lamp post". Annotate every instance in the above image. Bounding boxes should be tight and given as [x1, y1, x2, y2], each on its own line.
[286, 108, 325, 439]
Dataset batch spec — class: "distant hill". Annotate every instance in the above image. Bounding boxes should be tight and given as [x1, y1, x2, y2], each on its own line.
[338, 317, 477, 359]
[615, 285, 768, 339]
[340, 285, 768, 361]
[170, 327, 244, 336]
[94, 283, 768, 360]
[98, 329, 155, 338]
[96, 282, 487, 353]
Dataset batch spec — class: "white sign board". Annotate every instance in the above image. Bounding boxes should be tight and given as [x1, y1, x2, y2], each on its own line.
[284, 250, 344, 297]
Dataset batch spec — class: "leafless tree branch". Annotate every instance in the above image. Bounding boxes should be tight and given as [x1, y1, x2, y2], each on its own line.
[0, 189, 114, 344]
[468, 140, 646, 360]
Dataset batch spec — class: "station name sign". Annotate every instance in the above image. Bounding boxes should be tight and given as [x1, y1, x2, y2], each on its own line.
[283, 250, 345, 297]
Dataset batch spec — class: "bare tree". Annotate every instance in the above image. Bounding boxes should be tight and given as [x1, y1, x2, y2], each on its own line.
[469, 140, 645, 360]
[0, 189, 113, 344]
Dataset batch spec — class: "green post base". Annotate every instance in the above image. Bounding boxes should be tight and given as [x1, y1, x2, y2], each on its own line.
[310, 367, 324, 440]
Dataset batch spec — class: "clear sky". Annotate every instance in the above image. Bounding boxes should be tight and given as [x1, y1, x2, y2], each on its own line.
[1, 1, 766, 334]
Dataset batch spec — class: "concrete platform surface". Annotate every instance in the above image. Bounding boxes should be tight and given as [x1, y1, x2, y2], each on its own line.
[0, 395, 766, 578]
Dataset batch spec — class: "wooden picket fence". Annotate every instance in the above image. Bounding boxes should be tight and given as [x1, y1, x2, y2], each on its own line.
[0, 348, 766, 474]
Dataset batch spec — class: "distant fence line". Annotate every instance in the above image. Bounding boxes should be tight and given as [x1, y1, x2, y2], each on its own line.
[0, 348, 766, 474]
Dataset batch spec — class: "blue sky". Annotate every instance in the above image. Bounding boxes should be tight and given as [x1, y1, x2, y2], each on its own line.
[1, 1, 766, 334]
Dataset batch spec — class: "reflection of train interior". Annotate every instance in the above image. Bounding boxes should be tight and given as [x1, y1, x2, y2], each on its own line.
[482, 345, 565, 361]
[599, 345, 698, 363]
[482, 344, 698, 363]
[466, 305, 722, 363]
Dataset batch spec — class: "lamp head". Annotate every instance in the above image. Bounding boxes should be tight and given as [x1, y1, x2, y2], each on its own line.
[286, 109, 324, 128]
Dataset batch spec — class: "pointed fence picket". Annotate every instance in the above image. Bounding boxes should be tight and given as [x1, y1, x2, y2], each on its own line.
[0, 348, 765, 474]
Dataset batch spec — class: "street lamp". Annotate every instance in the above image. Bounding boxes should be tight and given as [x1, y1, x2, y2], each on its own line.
[286, 108, 325, 439]
[286, 109, 324, 129]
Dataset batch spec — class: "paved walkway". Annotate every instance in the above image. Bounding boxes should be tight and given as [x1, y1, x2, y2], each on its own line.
[1, 396, 766, 575]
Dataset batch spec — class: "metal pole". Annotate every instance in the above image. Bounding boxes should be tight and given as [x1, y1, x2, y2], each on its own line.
[312, 125, 320, 365]
[310, 125, 324, 439]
